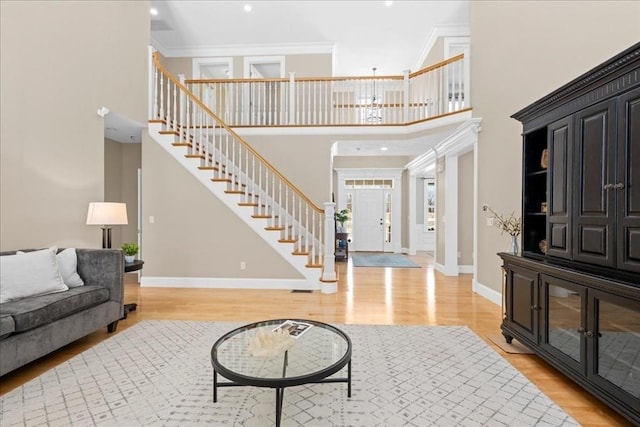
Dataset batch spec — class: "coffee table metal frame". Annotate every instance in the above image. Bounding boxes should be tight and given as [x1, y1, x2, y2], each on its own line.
[211, 319, 352, 426]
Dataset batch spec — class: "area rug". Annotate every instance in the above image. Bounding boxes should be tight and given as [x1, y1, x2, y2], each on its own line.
[0, 321, 577, 426]
[351, 252, 420, 268]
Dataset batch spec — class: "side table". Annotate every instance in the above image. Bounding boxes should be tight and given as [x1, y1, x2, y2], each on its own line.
[123, 260, 144, 319]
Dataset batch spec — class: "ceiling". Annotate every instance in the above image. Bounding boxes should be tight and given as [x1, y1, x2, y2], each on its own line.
[150, 0, 469, 76]
[106, 1, 470, 154]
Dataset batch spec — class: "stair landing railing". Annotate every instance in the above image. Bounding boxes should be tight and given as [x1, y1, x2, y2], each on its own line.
[185, 54, 470, 127]
[151, 52, 332, 277]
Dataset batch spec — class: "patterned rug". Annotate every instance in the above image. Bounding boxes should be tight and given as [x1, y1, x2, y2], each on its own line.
[0, 321, 577, 426]
[351, 253, 420, 268]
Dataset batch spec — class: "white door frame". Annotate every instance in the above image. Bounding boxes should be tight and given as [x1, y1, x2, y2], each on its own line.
[192, 57, 234, 79]
[243, 56, 286, 78]
[335, 168, 403, 253]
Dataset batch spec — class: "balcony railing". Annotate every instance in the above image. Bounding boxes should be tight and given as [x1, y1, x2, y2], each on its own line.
[185, 54, 469, 127]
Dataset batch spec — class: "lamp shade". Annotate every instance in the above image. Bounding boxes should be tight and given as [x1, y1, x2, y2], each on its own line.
[86, 202, 128, 225]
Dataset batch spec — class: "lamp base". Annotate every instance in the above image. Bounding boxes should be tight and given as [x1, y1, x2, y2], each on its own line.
[101, 227, 113, 249]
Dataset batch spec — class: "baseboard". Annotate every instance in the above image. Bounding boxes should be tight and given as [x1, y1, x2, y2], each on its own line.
[473, 279, 501, 306]
[140, 276, 318, 291]
[435, 263, 445, 274]
[458, 265, 473, 274]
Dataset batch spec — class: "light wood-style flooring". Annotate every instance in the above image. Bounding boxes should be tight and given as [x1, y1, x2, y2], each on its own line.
[0, 253, 633, 426]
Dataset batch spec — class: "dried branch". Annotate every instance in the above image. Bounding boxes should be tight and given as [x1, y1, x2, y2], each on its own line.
[482, 205, 521, 237]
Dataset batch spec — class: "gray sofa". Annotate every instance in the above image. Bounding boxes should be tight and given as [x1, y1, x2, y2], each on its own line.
[0, 249, 124, 376]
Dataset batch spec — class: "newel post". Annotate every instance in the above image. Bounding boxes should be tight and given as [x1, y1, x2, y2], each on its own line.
[288, 72, 296, 125]
[320, 202, 337, 293]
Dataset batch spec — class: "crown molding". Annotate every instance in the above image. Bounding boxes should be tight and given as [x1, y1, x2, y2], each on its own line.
[413, 25, 470, 72]
[405, 118, 481, 175]
[152, 40, 336, 58]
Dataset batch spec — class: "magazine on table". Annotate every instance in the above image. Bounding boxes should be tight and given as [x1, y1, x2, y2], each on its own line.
[273, 320, 313, 339]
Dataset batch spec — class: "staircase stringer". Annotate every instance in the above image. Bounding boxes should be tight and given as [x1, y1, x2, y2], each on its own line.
[197, 134, 320, 251]
[149, 123, 322, 286]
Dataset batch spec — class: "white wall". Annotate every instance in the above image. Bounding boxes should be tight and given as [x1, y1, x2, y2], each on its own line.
[0, 1, 149, 250]
[471, 0, 640, 294]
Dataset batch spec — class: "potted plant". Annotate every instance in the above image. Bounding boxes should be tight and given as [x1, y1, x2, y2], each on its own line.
[121, 243, 139, 263]
[335, 209, 350, 233]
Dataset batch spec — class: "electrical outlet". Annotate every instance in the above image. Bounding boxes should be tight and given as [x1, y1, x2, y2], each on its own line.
[240, 261, 246, 270]
[149, 216, 155, 224]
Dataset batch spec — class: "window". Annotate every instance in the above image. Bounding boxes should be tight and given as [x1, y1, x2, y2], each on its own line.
[425, 179, 436, 232]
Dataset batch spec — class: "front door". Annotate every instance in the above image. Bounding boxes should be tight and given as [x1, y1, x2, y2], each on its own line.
[354, 189, 385, 251]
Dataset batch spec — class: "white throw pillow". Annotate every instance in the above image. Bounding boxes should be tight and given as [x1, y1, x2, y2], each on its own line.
[56, 248, 84, 288]
[0, 248, 69, 303]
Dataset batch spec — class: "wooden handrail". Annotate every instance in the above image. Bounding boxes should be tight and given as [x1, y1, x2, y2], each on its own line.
[153, 52, 324, 214]
[409, 53, 465, 78]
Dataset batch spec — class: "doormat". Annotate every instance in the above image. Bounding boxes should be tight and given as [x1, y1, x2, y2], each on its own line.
[487, 333, 535, 354]
[351, 252, 420, 268]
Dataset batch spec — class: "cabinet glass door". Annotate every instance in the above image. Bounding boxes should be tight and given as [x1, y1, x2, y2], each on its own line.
[590, 292, 640, 401]
[541, 275, 586, 371]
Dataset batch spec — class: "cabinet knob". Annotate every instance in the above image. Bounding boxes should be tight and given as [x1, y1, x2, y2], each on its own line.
[614, 183, 625, 190]
[585, 331, 594, 338]
[530, 305, 540, 311]
[577, 326, 586, 333]
[603, 184, 613, 190]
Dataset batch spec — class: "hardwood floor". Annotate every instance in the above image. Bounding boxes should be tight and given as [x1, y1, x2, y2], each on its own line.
[0, 252, 633, 426]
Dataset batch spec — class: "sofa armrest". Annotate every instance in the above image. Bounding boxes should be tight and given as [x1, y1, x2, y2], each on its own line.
[75, 249, 124, 305]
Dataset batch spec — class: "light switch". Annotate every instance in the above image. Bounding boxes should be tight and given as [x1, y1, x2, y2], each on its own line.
[149, 216, 155, 224]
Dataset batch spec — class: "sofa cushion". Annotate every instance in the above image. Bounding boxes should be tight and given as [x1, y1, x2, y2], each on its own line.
[0, 314, 15, 339]
[55, 248, 85, 288]
[0, 248, 68, 303]
[0, 286, 109, 333]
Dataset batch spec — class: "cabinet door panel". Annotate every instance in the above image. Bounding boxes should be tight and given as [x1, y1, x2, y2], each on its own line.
[547, 117, 572, 259]
[505, 265, 539, 343]
[573, 100, 616, 267]
[588, 290, 640, 409]
[540, 274, 586, 374]
[617, 87, 640, 272]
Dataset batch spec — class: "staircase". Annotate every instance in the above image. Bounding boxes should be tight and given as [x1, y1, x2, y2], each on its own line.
[148, 53, 334, 290]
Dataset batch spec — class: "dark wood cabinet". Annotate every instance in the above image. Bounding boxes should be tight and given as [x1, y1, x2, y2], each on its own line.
[617, 87, 640, 273]
[504, 43, 640, 425]
[573, 99, 617, 267]
[547, 117, 572, 259]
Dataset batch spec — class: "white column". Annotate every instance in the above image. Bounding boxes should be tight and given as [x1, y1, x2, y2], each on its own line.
[408, 172, 417, 255]
[320, 202, 337, 293]
[444, 154, 459, 276]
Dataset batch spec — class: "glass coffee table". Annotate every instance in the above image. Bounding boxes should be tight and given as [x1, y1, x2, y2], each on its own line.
[211, 319, 352, 426]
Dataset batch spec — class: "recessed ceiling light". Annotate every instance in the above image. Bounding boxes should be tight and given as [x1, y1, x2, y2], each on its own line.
[150, 8, 158, 16]
[381, 147, 389, 151]
[385, 1, 393, 6]
[244, 4, 252, 12]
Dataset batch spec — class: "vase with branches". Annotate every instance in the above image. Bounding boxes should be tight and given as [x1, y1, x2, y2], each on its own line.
[482, 205, 521, 254]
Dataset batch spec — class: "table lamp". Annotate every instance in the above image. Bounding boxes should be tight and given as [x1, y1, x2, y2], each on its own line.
[86, 202, 128, 248]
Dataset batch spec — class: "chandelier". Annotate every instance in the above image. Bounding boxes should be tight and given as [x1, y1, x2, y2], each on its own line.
[365, 67, 382, 123]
